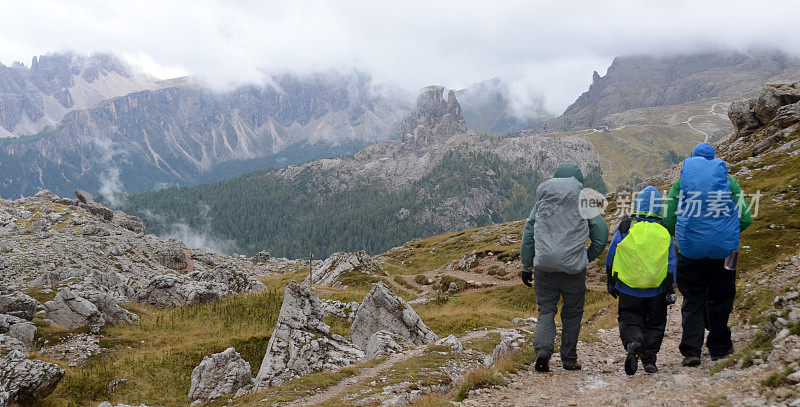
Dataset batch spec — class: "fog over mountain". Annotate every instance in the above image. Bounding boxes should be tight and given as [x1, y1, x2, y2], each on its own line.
[3, 1, 800, 117]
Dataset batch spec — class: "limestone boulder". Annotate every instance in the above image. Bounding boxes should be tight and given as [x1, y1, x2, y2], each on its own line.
[43, 288, 105, 331]
[305, 250, 385, 286]
[0, 334, 65, 406]
[0, 314, 37, 351]
[134, 275, 227, 307]
[254, 283, 364, 389]
[349, 282, 438, 349]
[363, 330, 403, 361]
[189, 347, 253, 404]
[0, 283, 39, 320]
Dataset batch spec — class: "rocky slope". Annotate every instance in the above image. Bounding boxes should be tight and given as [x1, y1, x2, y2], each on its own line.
[0, 53, 160, 139]
[0, 67, 408, 198]
[122, 86, 605, 258]
[541, 50, 800, 131]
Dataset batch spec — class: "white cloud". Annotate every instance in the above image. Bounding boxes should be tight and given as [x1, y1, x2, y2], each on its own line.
[2, 0, 800, 113]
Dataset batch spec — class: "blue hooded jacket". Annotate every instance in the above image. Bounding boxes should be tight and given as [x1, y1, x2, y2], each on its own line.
[674, 143, 740, 259]
[606, 186, 676, 298]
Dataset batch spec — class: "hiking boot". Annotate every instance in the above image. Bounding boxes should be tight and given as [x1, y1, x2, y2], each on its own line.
[710, 347, 734, 361]
[643, 363, 658, 373]
[562, 360, 582, 371]
[534, 354, 550, 372]
[682, 356, 701, 367]
[624, 341, 642, 376]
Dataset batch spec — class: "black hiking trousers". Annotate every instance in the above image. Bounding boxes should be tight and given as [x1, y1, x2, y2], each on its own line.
[533, 269, 586, 364]
[676, 254, 736, 358]
[618, 293, 667, 364]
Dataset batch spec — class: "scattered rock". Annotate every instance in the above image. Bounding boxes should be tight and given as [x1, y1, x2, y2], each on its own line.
[251, 251, 271, 264]
[350, 282, 438, 349]
[0, 283, 39, 320]
[320, 299, 360, 321]
[435, 334, 464, 352]
[457, 253, 478, 270]
[189, 347, 253, 404]
[0, 334, 65, 406]
[82, 224, 111, 236]
[254, 283, 364, 389]
[492, 330, 526, 361]
[305, 251, 385, 286]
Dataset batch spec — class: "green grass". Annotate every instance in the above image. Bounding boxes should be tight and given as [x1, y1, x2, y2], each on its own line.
[417, 285, 536, 336]
[41, 289, 285, 407]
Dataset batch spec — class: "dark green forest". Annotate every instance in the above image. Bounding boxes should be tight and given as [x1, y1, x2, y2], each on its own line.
[122, 147, 606, 258]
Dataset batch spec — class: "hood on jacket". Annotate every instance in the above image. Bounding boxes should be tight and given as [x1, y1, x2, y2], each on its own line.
[692, 142, 715, 160]
[553, 163, 584, 185]
[636, 185, 663, 217]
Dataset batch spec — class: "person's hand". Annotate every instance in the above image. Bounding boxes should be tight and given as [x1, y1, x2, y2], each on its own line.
[666, 293, 677, 306]
[521, 270, 533, 287]
[607, 284, 618, 299]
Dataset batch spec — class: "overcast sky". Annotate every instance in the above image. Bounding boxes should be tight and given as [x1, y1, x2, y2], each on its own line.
[2, 0, 800, 113]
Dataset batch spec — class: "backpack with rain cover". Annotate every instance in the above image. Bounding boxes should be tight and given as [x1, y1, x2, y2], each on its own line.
[612, 218, 670, 289]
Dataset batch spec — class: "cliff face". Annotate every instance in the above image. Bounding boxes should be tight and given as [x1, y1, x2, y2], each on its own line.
[541, 50, 800, 131]
[399, 86, 467, 143]
[0, 70, 408, 198]
[0, 53, 159, 138]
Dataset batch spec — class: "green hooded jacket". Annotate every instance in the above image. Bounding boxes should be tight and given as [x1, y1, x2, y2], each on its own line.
[520, 163, 609, 273]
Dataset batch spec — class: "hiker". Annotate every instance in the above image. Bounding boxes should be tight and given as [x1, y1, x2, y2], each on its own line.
[663, 142, 752, 367]
[520, 163, 609, 372]
[606, 186, 677, 375]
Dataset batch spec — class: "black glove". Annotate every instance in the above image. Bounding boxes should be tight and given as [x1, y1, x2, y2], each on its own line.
[521, 270, 532, 287]
[607, 283, 618, 299]
[661, 276, 676, 305]
[606, 271, 618, 298]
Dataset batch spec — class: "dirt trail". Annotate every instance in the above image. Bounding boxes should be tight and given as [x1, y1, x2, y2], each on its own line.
[462, 299, 771, 407]
[292, 329, 503, 406]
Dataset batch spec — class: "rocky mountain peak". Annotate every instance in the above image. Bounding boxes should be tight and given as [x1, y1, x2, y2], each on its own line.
[400, 85, 467, 143]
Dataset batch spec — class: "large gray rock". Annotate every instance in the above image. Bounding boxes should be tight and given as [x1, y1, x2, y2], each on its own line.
[349, 282, 438, 349]
[0, 314, 34, 342]
[773, 102, 800, 128]
[188, 268, 267, 296]
[305, 250, 385, 286]
[156, 239, 189, 270]
[112, 211, 146, 234]
[492, 329, 526, 361]
[0, 334, 65, 406]
[363, 330, 403, 361]
[0, 283, 39, 320]
[0, 314, 37, 351]
[728, 98, 760, 135]
[189, 347, 253, 404]
[43, 288, 105, 330]
[81, 292, 139, 326]
[134, 275, 227, 308]
[254, 282, 364, 389]
[754, 84, 800, 125]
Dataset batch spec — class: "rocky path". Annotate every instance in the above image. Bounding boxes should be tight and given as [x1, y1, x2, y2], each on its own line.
[463, 299, 772, 407]
[293, 329, 503, 406]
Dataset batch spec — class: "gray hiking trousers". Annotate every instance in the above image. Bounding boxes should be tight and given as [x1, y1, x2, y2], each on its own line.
[533, 268, 586, 363]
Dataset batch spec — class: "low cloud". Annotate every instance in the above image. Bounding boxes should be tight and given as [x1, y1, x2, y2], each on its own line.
[140, 204, 238, 255]
[2, 1, 800, 114]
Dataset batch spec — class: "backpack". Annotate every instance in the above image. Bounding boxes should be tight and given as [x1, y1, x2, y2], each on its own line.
[533, 177, 589, 274]
[675, 156, 740, 259]
[612, 218, 670, 289]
